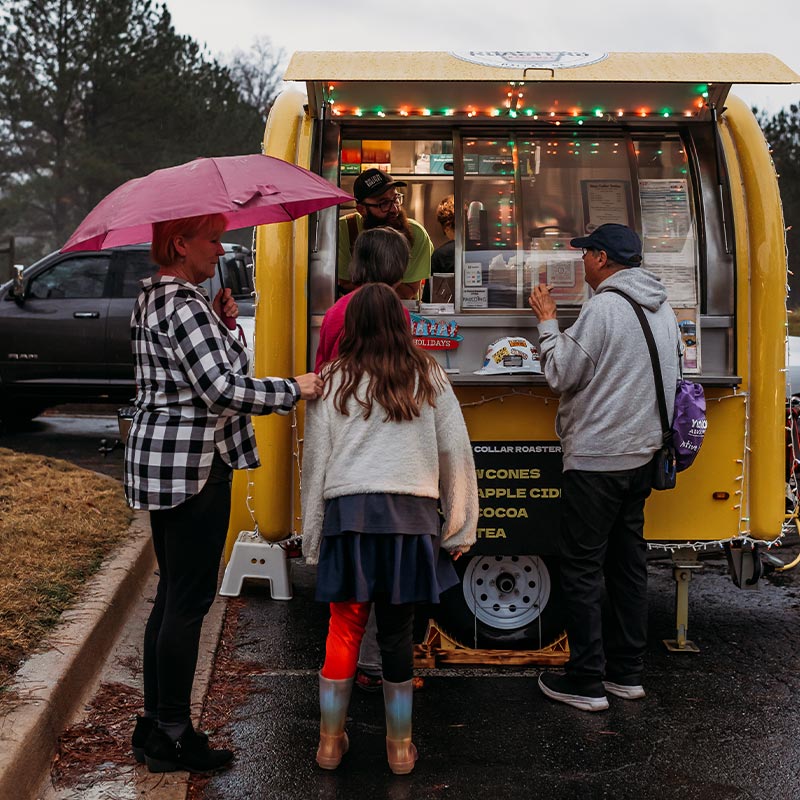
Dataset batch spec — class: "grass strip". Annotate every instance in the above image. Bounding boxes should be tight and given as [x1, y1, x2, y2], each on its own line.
[0, 448, 133, 691]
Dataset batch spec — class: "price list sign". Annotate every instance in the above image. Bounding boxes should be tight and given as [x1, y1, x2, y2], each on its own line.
[471, 441, 563, 555]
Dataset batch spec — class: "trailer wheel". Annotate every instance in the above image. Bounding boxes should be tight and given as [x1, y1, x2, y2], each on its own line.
[433, 554, 564, 650]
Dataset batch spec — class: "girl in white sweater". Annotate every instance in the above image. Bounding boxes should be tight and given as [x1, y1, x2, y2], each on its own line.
[302, 282, 478, 775]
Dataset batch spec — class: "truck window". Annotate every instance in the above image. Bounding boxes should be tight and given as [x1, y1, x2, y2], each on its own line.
[116, 250, 158, 298]
[219, 253, 254, 300]
[27, 256, 111, 299]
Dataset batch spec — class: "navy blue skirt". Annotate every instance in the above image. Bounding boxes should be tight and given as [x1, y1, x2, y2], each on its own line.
[315, 494, 459, 604]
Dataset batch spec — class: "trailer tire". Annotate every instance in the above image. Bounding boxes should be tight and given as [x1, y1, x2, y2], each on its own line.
[432, 554, 564, 650]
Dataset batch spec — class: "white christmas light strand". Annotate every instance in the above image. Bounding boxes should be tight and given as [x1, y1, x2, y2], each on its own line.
[458, 388, 555, 409]
[292, 408, 303, 536]
[243, 464, 259, 537]
[240, 225, 261, 535]
[248, 225, 258, 376]
[245, 382, 796, 555]
[460, 387, 795, 553]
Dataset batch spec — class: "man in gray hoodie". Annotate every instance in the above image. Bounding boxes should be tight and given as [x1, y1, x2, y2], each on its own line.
[528, 223, 679, 712]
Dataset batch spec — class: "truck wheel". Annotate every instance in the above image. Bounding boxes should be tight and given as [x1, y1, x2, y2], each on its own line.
[433, 554, 564, 650]
[0, 402, 48, 431]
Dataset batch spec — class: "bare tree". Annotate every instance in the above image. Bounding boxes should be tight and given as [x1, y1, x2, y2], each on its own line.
[228, 37, 287, 121]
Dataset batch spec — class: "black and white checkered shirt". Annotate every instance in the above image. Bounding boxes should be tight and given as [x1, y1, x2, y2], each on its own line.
[124, 276, 299, 510]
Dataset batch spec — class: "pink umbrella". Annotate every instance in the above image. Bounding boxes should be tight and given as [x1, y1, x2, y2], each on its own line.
[62, 154, 352, 252]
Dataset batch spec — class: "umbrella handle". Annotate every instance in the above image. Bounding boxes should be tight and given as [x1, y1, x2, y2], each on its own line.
[221, 314, 237, 331]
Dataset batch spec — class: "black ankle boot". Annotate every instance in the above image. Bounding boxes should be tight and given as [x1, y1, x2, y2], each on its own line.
[144, 724, 233, 774]
[131, 715, 156, 764]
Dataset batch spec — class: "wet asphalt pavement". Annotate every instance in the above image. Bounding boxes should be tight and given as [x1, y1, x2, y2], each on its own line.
[0, 404, 125, 480]
[5, 412, 800, 799]
[196, 550, 800, 800]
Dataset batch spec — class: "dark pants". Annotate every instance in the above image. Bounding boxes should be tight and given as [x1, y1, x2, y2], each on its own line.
[559, 464, 652, 683]
[143, 459, 231, 724]
[374, 600, 415, 682]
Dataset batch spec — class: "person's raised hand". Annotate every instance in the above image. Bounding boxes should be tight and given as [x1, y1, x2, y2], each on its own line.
[294, 372, 323, 400]
[213, 288, 239, 324]
[528, 284, 557, 321]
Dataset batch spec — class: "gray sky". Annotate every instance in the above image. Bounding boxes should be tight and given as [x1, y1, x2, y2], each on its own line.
[164, 0, 800, 114]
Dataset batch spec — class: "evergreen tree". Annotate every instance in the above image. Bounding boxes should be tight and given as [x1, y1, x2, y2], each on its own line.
[757, 104, 800, 306]
[0, 0, 264, 260]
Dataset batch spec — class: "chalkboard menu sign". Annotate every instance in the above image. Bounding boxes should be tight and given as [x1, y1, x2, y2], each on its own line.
[471, 441, 563, 556]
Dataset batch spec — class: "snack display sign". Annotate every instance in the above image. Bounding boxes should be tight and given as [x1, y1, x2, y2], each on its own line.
[410, 314, 462, 350]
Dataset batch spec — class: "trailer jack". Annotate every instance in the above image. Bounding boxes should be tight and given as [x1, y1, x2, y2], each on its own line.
[724, 541, 762, 588]
[663, 550, 702, 653]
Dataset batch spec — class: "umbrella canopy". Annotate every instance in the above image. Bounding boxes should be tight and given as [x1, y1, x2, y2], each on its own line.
[62, 154, 352, 252]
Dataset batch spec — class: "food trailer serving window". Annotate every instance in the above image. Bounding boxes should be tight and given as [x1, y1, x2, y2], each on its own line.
[300, 52, 799, 382]
[459, 133, 699, 316]
[330, 129, 704, 377]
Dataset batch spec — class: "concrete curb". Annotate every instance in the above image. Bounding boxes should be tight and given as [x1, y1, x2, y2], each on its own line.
[0, 511, 155, 800]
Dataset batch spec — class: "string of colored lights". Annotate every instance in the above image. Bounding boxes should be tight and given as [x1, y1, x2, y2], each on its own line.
[323, 82, 710, 122]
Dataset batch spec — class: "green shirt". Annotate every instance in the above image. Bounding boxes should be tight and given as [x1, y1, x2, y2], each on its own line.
[337, 214, 433, 285]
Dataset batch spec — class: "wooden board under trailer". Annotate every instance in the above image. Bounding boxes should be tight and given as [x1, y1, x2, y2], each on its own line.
[413, 621, 570, 668]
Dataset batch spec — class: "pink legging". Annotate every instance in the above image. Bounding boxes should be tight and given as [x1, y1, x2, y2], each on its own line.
[321, 600, 415, 682]
[321, 601, 371, 679]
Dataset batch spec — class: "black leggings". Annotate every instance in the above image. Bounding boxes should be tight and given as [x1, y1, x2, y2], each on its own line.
[143, 461, 231, 724]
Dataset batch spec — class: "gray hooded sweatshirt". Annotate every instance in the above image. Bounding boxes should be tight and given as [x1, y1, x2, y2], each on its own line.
[537, 267, 680, 472]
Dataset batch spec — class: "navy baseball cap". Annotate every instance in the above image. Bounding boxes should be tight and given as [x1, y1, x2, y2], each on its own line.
[570, 224, 643, 267]
[354, 169, 407, 204]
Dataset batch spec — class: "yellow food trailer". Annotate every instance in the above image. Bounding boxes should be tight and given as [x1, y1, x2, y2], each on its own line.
[226, 51, 800, 661]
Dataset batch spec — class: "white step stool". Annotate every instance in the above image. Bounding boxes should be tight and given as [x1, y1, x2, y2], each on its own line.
[219, 530, 293, 599]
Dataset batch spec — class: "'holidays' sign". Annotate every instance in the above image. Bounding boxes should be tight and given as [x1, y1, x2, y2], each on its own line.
[410, 314, 462, 350]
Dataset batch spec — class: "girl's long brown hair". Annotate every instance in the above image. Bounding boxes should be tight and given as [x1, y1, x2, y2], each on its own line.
[327, 283, 444, 421]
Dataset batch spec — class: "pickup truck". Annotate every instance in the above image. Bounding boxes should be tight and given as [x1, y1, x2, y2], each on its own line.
[0, 243, 254, 427]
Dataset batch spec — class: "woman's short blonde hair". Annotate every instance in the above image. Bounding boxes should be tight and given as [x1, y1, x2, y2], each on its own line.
[150, 213, 227, 268]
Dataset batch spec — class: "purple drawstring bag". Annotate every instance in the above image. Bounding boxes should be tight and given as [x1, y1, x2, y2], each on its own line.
[671, 380, 706, 471]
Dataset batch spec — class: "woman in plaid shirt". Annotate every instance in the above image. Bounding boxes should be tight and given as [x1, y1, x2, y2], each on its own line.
[125, 213, 321, 774]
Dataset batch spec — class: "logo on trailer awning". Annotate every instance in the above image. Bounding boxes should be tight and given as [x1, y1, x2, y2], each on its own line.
[450, 51, 609, 70]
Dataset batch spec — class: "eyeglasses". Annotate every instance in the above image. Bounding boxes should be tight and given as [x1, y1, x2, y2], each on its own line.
[362, 193, 404, 212]
[581, 247, 595, 256]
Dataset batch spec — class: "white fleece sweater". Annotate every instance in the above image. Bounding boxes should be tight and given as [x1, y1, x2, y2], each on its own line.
[301, 369, 479, 565]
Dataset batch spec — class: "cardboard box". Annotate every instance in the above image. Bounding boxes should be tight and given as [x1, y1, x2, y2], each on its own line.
[479, 155, 514, 175]
[463, 154, 479, 173]
[430, 154, 455, 174]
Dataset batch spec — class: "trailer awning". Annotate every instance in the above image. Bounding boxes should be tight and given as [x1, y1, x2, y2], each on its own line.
[285, 51, 800, 123]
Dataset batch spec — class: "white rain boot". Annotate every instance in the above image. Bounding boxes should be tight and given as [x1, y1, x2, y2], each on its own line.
[316, 673, 353, 769]
[383, 678, 418, 774]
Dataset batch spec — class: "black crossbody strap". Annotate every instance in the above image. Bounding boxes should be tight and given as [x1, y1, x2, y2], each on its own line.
[606, 289, 671, 440]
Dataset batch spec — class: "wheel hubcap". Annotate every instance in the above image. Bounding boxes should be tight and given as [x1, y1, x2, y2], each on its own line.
[462, 555, 551, 630]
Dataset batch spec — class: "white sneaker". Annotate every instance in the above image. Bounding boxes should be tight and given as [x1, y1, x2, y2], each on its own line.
[603, 680, 645, 700]
[538, 672, 609, 712]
